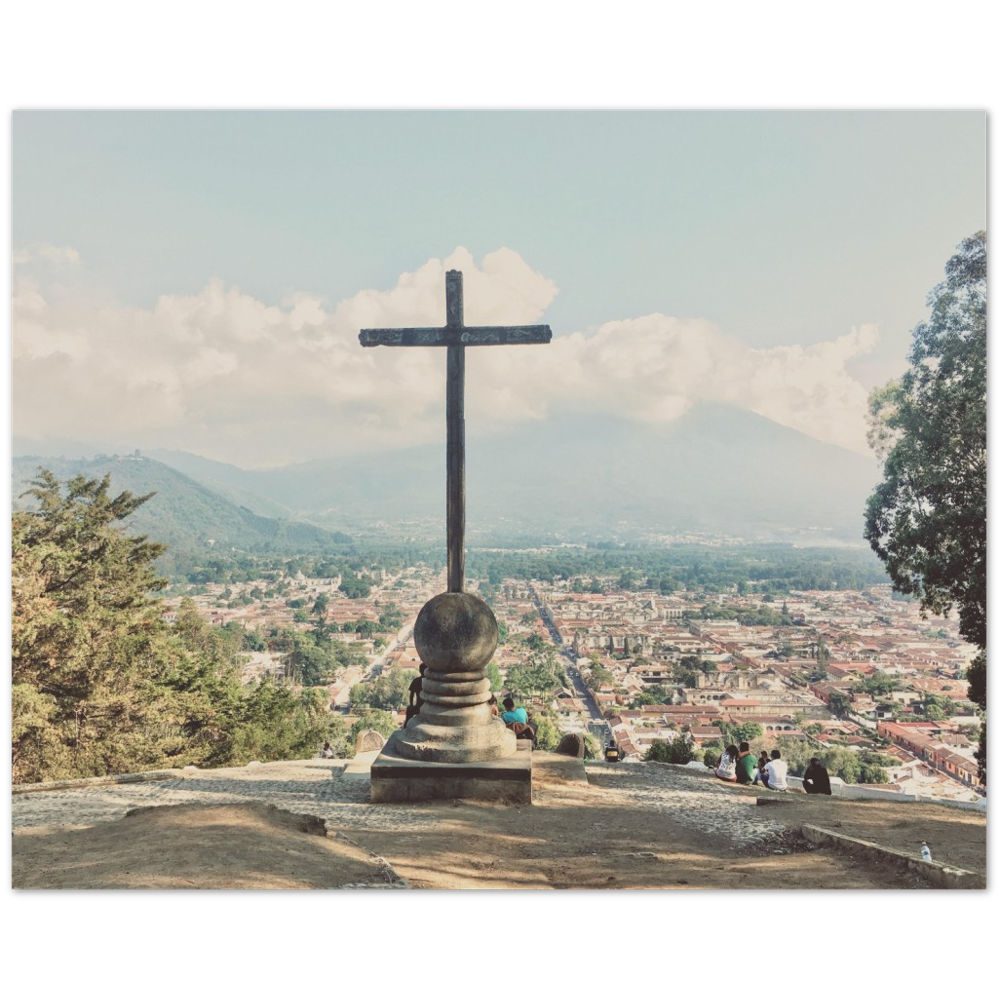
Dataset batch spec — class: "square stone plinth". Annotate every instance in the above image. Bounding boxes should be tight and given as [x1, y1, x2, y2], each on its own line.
[370, 742, 532, 804]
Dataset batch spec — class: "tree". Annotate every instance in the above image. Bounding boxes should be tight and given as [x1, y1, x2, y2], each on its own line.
[486, 661, 504, 695]
[828, 692, 852, 717]
[732, 722, 764, 744]
[861, 671, 896, 698]
[585, 662, 614, 688]
[864, 232, 986, 783]
[349, 710, 397, 745]
[11, 471, 335, 781]
[12, 472, 172, 781]
[349, 670, 415, 712]
[645, 735, 695, 764]
[533, 716, 561, 751]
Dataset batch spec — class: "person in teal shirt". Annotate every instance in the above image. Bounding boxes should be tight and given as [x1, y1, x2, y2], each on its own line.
[735, 741, 757, 784]
[501, 696, 528, 725]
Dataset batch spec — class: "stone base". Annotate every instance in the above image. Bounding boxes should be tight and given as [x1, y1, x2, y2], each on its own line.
[370, 739, 532, 804]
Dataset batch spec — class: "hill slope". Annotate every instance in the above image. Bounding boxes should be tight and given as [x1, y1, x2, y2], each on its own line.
[11, 455, 352, 553]
[149, 403, 879, 543]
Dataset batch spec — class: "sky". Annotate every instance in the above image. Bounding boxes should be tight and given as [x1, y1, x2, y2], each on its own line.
[12, 110, 986, 468]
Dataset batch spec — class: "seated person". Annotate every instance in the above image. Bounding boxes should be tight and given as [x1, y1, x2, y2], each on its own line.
[501, 696, 528, 726]
[605, 735, 625, 761]
[735, 742, 757, 785]
[715, 744, 739, 782]
[487, 693, 500, 717]
[802, 757, 832, 794]
[405, 664, 427, 727]
[763, 749, 789, 791]
[754, 749, 771, 787]
[319, 742, 335, 759]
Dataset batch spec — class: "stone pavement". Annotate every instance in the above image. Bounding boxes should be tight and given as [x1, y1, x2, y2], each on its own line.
[12, 755, 442, 835]
[12, 755, 790, 850]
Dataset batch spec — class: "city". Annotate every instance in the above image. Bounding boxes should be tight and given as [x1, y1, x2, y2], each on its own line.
[165, 554, 983, 802]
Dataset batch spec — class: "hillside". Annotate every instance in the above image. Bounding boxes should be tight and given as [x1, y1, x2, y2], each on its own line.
[11, 454, 353, 554]
[150, 403, 881, 543]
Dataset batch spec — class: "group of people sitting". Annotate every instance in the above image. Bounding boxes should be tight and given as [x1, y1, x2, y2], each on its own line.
[715, 742, 789, 790]
[715, 743, 832, 794]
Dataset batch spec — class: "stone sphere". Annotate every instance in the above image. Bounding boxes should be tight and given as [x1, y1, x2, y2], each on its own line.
[414, 592, 498, 674]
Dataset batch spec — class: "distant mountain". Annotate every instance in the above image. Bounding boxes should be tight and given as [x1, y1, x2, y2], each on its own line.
[148, 403, 882, 544]
[11, 454, 353, 553]
[145, 449, 298, 520]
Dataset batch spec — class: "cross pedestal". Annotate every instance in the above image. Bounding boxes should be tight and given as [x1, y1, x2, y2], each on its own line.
[359, 270, 551, 802]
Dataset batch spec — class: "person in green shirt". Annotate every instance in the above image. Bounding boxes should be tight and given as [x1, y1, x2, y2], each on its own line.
[735, 741, 757, 784]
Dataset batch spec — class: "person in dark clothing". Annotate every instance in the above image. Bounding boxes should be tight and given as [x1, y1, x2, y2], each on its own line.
[803, 757, 832, 794]
[605, 735, 625, 761]
[404, 663, 427, 727]
[754, 749, 771, 787]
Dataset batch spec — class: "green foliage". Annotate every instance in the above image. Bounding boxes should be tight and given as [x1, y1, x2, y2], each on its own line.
[634, 683, 673, 706]
[864, 232, 986, 784]
[378, 604, 404, 631]
[716, 721, 764, 748]
[11, 470, 340, 783]
[533, 716, 562, 751]
[486, 661, 503, 695]
[350, 670, 416, 712]
[465, 545, 888, 596]
[774, 739, 894, 786]
[506, 649, 564, 701]
[828, 692, 853, 717]
[586, 662, 614, 688]
[10, 454, 353, 563]
[349, 710, 397, 744]
[733, 722, 763, 744]
[338, 572, 372, 599]
[673, 654, 713, 687]
[644, 734, 695, 764]
[861, 670, 896, 697]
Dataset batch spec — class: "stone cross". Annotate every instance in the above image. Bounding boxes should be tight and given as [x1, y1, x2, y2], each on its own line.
[360, 270, 551, 592]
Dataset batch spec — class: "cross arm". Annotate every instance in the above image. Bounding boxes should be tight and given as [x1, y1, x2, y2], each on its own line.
[359, 325, 552, 347]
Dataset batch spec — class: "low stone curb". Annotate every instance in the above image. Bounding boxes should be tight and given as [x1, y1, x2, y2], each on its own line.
[12, 769, 188, 795]
[800, 824, 985, 889]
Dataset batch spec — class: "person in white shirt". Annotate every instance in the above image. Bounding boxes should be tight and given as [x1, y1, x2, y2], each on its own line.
[715, 744, 739, 782]
[763, 749, 789, 791]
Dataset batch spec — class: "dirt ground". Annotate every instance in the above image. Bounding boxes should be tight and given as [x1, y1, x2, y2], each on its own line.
[334, 765, 986, 890]
[12, 760, 986, 890]
[12, 803, 394, 890]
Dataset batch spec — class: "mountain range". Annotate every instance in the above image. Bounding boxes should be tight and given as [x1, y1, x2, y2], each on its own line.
[11, 453, 353, 554]
[13, 404, 882, 550]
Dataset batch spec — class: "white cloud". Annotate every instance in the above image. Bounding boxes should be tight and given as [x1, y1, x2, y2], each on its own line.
[12, 246, 877, 466]
[13, 243, 81, 267]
